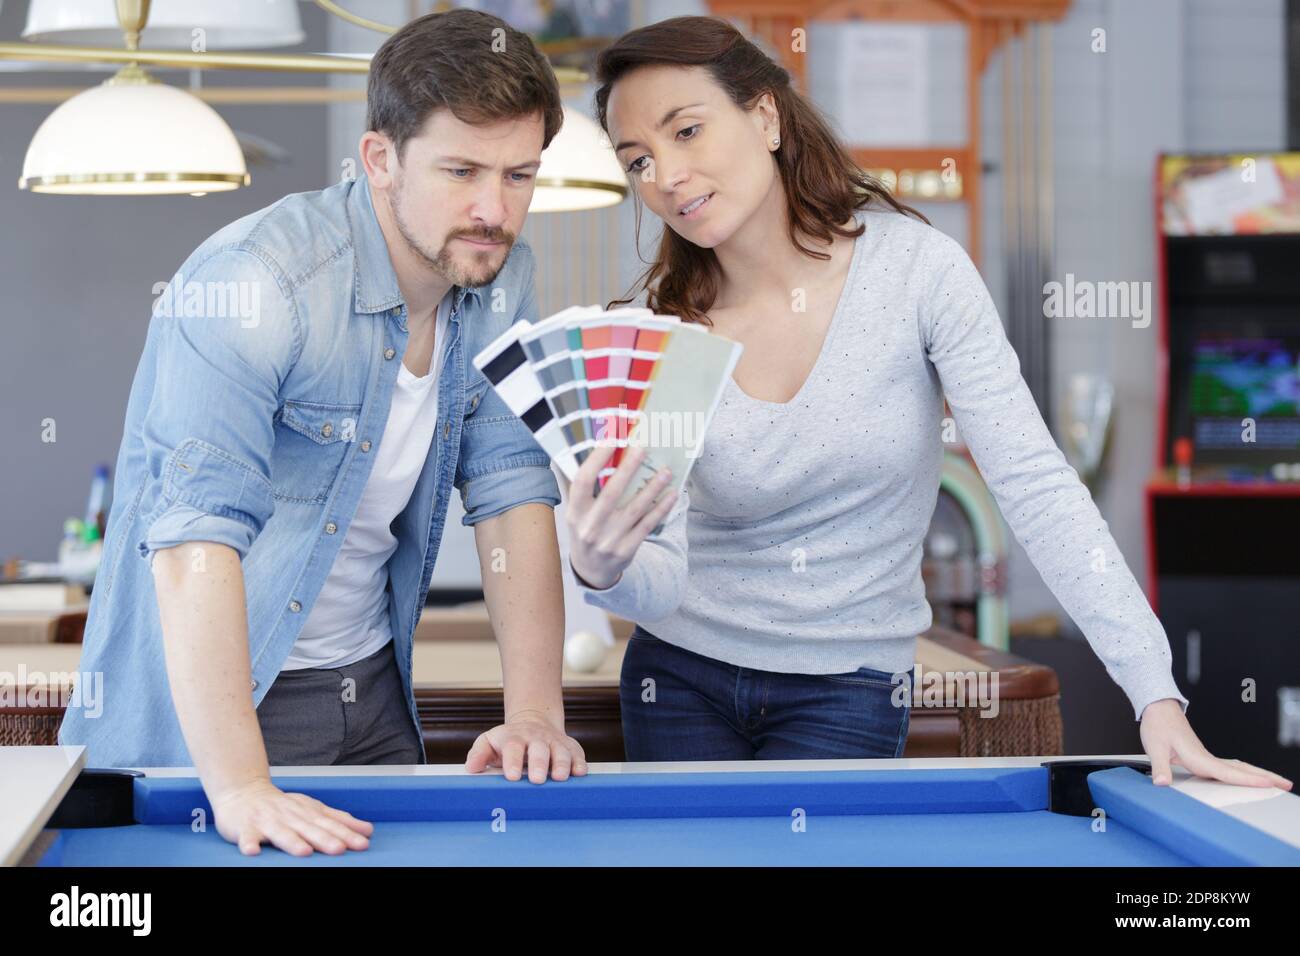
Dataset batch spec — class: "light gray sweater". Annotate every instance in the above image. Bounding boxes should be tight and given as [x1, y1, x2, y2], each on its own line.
[579, 208, 1188, 721]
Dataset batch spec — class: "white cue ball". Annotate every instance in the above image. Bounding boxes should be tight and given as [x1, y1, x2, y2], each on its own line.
[564, 630, 607, 673]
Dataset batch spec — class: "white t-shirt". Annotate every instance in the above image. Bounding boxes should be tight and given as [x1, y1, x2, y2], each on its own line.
[282, 295, 451, 670]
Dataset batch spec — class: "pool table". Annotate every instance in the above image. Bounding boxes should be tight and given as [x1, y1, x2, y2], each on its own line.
[14, 747, 1300, 866]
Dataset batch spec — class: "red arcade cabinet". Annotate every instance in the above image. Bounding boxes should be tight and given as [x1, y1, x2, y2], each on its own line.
[1147, 153, 1300, 778]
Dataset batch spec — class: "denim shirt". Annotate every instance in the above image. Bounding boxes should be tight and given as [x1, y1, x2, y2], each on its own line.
[59, 174, 560, 767]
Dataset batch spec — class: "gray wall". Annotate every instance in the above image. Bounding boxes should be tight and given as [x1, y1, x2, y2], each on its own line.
[0, 1, 333, 561]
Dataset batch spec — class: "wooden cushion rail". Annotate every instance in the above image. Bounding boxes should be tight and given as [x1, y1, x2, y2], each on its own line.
[0, 606, 1062, 759]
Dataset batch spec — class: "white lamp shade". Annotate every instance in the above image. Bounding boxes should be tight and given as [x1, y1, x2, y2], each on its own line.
[530, 106, 628, 213]
[23, 0, 305, 49]
[20, 78, 249, 194]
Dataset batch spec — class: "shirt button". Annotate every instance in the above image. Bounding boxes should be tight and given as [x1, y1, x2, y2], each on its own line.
[289, 600, 302, 613]
[250, 677, 258, 691]
[384, 347, 396, 360]
[443, 421, 451, 438]
[360, 440, 372, 452]
[325, 521, 338, 534]
[321, 422, 333, 438]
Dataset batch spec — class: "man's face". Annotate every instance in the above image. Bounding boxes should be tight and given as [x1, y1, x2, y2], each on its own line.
[381, 109, 545, 289]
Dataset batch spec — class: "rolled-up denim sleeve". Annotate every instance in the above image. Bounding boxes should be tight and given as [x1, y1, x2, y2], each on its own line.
[139, 440, 277, 563]
[455, 245, 560, 526]
[136, 248, 298, 563]
[456, 439, 561, 527]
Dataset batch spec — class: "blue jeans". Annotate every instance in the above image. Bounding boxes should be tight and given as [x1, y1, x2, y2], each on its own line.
[620, 627, 911, 761]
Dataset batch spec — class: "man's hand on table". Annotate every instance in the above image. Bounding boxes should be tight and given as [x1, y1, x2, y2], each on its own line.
[1140, 698, 1294, 790]
[211, 777, 375, 857]
[465, 710, 588, 783]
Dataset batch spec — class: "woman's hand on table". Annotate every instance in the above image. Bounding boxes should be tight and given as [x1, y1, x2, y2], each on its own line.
[464, 711, 588, 783]
[563, 442, 677, 591]
[210, 777, 374, 856]
[1140, 698, 1294, 790]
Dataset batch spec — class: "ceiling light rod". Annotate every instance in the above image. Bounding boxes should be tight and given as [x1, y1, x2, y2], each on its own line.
[4, 0, 363, 74]
[312, 0, 399, 35]
[0, 40, 372, 73]
[0, 0, 585, 81]
[315, 1, 620, 56]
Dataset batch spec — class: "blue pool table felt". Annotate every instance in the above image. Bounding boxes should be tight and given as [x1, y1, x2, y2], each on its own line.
[40, 766, 1300, 867]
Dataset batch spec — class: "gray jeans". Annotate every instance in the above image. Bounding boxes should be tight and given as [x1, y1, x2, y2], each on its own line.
[256, 640, 424, 765]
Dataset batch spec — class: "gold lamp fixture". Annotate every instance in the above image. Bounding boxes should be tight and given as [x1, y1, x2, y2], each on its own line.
[4, 1, 623, 209]
[18, 1, 249, 195]
[18, 69, 251, 195]
[532, 106, 628, 213]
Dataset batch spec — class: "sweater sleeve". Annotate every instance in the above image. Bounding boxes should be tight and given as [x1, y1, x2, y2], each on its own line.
[919, 228, 1188, 721]
[574, 488, 690, 624]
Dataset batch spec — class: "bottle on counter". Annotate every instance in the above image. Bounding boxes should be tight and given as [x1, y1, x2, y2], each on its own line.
[85, 463, 112, 539]
[57, 518, 83, 571]
[56, 464, 112, 585]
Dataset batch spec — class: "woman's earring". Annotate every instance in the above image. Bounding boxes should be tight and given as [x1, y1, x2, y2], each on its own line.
[772, 137, 780, 149]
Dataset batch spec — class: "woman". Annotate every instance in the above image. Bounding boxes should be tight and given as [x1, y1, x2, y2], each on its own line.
[564, 16, 1289, 789]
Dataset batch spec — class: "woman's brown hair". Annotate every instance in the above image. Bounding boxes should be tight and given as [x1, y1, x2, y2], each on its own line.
[594, 16, 927, 325]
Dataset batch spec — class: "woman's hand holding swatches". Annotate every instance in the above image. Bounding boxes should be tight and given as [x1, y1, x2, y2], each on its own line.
[563, 443, 676, 591]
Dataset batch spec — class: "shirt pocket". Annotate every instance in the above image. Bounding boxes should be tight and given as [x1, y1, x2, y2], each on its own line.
[463, 372, 489, 420]
[270, 399, 361, 503]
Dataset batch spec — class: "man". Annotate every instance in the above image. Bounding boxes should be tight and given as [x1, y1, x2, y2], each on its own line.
[60, 9, 585, 857]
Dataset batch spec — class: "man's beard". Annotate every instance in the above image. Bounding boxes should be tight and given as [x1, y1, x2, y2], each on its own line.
[391, 183, 514, 290]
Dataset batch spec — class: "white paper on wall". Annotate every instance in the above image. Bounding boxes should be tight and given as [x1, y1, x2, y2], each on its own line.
[838, 23, 930, 146]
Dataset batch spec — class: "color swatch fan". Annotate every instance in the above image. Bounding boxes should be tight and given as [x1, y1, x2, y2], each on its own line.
[473, 305, 742, 508]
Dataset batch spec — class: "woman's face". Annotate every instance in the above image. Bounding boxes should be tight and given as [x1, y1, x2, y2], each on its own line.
[606, 64, 780, 250]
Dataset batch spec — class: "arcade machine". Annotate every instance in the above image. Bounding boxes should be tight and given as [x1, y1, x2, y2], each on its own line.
[1148, 152, 1300, 778]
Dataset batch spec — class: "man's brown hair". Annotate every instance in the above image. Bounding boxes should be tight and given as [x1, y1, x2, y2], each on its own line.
[367, 8, 563, 158]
